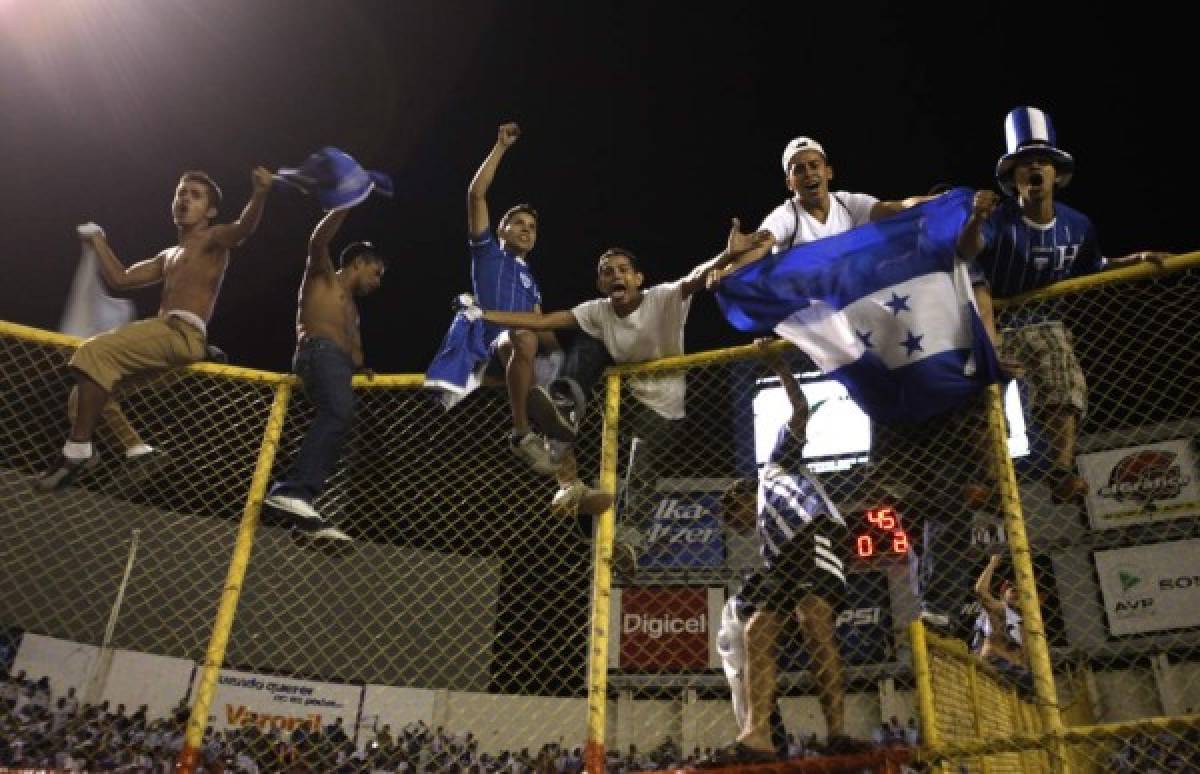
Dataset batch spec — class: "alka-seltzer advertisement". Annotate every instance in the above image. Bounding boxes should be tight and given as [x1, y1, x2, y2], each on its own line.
[637, 493, 726, 569]
[1079, 439, 1198, 530]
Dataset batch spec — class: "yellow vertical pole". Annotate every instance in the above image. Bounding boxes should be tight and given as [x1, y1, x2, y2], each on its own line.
[983, 384, 1069, 771]
[909, 620, 945, 772]
[585, 373, 622, 774]
[966, 660, 991, 774]
[177, 380, 293, 773]
[1009, 688, 1034, 774]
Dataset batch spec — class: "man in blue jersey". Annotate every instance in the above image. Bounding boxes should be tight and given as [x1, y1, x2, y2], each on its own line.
[958, 106, 1170, 502]
[708, 340, 870, 763]
[467, 123, 574, 474]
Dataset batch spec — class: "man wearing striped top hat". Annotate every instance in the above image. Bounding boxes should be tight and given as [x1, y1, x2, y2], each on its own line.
[957, 106, 1171, 503]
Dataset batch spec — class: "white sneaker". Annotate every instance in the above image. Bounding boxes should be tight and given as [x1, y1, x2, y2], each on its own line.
[551, 480, 588, 515]
[308, 523, 352, 542]
[264, 494, 321, 522]
[551, 480, 614, 516]
[509, 432, 557, 475]
[264, 495, 351, 541]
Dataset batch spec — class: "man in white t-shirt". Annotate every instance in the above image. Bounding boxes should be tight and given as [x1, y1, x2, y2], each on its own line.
[712, 135, 931, 278]
[471, 224, 766, 532]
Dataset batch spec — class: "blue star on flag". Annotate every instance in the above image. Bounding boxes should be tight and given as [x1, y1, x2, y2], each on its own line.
[884, 292, 911, 316]
[900, 330, 925, 356]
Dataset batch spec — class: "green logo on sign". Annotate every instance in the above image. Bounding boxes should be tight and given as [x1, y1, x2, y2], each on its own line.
[1118, 571, 1141, 592]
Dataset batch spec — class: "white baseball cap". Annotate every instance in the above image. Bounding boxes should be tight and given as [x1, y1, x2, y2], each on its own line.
[781, 136, 826, 172]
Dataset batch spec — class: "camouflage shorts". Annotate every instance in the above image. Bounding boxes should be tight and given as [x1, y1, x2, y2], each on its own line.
[999, 321, 1087, 419]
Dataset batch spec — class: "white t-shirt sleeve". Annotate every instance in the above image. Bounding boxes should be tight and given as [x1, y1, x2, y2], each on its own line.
[758, 201, 795, 249]
[570, 298, 609, 341]
[836, 191, 880, 226]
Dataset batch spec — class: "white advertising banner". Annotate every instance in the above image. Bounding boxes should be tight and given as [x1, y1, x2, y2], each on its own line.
[12, 633, 99, 699]
[194, 668, 363, 735]
[1094, 539, 1200, 636]
[13, 635, 193, 719]
[103, 649, 195, 720]
[1080, 439, 1199, 529]
[359, 684, 437, 741]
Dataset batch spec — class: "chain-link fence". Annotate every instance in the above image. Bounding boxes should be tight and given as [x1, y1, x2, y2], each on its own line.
[587, 255, 1200, 772]
[1, 253, 1198, 773]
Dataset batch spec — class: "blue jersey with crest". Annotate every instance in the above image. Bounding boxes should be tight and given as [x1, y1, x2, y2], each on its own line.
[968, 198, 1105, 299]
[469, 231, 542, 345]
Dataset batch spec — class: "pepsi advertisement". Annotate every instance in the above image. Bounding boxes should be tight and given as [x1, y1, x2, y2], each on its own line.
[779, 570, 893, 668]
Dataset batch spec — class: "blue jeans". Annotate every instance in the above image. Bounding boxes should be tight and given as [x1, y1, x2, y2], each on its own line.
[269, 337, 356, 502]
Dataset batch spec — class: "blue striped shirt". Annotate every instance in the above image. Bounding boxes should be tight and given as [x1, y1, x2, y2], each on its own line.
[469, 232, 542, 346]
[968, 198, 1105, 299]
[757, 424, 846, 569]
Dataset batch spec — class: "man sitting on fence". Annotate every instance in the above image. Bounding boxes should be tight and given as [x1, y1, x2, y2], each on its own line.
[37, 167, 272, 492]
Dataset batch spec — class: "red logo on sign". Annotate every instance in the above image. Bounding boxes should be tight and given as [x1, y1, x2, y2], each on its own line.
[619, 587, 708, 670]
[1099, 451, 1188, 504]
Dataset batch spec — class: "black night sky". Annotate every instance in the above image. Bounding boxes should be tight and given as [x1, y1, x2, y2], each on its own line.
[1, 1, 1193, 373]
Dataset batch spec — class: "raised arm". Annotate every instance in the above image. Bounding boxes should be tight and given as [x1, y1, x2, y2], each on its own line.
[682, 218, 774, 296]
[482, 308, 578, 332]
[211, 167, 273, 249]
[86, 230, 164, 291]
[467, 123, 520, 240]
[974, 554, 1005, 616]
[956, 190, 999, 261]
[1105, 250, 1173, 270]
[869, 193, 937, 222]
[757, 338, 808, 435]
[304, 209, 350, 281]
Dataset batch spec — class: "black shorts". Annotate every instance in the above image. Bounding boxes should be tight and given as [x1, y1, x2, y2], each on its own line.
[742, 520, 849, 615]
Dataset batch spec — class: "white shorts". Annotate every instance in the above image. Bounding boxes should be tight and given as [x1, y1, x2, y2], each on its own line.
[716, 596, 748, 731]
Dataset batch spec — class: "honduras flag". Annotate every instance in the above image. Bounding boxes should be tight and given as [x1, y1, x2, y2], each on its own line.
[716, 188, 1002, 425]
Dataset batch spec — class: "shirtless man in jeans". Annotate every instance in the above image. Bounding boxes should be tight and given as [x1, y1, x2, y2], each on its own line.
[262, 206, 386, 541]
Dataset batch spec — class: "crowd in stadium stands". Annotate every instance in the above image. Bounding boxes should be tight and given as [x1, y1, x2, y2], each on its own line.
[2, 670, 921, 772]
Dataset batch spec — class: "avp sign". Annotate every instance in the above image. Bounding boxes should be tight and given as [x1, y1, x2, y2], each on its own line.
[1095, 540, 1200, 636]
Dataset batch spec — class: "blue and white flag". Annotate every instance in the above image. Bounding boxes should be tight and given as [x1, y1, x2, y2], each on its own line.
[275, 147, 394, 212]
[716, 188, 1002, 425]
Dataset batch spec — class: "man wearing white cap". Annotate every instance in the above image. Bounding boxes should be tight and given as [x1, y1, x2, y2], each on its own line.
[957, 106, 1171, 503]
[713, 136, 931, 276]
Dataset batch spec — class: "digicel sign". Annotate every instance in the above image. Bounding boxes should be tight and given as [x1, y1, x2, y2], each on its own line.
[619, 587, 709, 670]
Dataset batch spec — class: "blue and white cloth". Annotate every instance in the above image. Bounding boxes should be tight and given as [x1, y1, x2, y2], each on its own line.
[275, 147, 393, 211]
[716, 188, 1002, 425]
